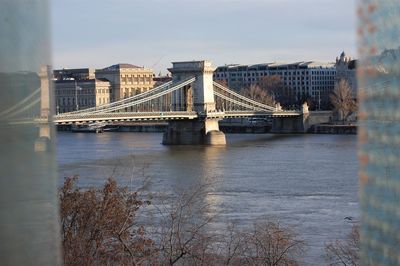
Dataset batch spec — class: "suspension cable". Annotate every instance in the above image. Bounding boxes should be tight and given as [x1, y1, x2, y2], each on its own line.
[57, 77, 196, 117]
[0, 88, 41, 117]
[213, 82, 275, 111]
[214, 91, 269, 112]
[67, 80, 174, 115]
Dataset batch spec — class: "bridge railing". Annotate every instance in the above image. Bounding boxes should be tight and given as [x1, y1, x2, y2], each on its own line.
[53, 111, 199, 124]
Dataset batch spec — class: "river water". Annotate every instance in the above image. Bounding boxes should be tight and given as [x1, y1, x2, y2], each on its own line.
[56, 132, 359, 265]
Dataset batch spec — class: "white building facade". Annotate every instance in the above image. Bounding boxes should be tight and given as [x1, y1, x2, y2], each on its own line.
[214, 61, 336, 108]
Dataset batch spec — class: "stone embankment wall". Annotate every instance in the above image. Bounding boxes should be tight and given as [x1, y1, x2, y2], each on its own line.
[308, 124, 357, 134]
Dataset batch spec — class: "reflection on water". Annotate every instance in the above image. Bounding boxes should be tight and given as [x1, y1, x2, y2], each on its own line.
[56, 132, 359, 265]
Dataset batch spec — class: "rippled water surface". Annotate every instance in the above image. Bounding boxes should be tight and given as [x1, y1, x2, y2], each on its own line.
[57, 132, 359, 265]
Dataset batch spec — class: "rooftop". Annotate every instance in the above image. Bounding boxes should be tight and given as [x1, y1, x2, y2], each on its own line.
[102, 63, 141, 70]
[216, 61, 335, 70]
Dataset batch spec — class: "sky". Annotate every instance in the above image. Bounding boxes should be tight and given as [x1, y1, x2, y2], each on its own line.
[52, 0, 357, 74]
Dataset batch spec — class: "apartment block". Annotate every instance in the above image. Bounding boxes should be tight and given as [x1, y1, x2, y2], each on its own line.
[214, 61, 336, 108]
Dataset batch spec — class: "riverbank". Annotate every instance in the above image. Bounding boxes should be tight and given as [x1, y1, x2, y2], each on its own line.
[308, 124, 357, 135]
[57, 122, 357, 135]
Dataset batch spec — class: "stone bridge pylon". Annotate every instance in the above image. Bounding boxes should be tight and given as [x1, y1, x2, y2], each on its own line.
[162, 61, 226, 145]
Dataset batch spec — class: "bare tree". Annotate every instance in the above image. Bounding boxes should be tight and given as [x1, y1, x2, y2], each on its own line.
[330, 79, 357, 123]
[60, 176, 156, 266]
[240, 221, 305, 266]
[259, 76, 296, 108]
[154, 183, 218, 265]
[241, 84, 275, 106]
[60, 177, 307, 266]
[325, 225, 360, 266]
[211, 220, 305, 266]
[215, 79, 229, 87]
[214, 222, 247, 265]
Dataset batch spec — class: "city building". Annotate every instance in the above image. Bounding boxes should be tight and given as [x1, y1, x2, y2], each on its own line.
[54, 78, 111, 113]
[213, 61, 336, 108]
[95, 63, 154, 101]
[335, 51, 357, 95]
[53, 63, 155, 113]
[53, 68, 95, 81]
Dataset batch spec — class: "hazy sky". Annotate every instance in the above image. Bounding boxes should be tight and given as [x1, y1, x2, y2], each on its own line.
[52, 0, 357, 73]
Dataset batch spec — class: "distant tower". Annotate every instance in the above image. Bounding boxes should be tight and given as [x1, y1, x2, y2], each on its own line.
[334, 51, 357, 95]
[163, 60, 226, 145]
[34, 65, 53, 152]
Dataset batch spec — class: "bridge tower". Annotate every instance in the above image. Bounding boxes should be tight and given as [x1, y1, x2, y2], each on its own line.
[163, 60, 226, 145]
[34, 65, 53, 152]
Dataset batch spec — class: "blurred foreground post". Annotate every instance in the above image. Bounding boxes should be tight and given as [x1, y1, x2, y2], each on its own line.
[0, 1, 61, 265]
[357, 1, 400, 265]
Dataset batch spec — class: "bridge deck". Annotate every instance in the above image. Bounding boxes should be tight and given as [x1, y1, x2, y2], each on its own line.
[53, 110, 301, 124]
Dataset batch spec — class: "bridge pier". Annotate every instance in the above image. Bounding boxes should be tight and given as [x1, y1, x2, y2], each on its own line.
[272, 102, 309, 133]
[163, 60, 226, 145]
[163, 119, 226, 145]
[271, 103, 333, 133]
[271, 114, 309, 133]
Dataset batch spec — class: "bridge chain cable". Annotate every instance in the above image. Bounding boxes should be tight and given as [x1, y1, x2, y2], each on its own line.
[55, 77, 196, 118]
[214, 91, 270, 112]
[67, 80, 174, 115]
[86, 77, 195, 114]
[213, 82, 276, 111]
[3, 97, 41, 119]
[0, 88, 41, 117]
[213, 82, 275, 111]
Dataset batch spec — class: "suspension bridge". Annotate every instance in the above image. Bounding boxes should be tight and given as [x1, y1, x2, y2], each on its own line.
[2, 60, 321, 146]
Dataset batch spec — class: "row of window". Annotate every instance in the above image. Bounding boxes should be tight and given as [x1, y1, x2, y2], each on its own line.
[98, 98, 110, 105]
[56, 89, 94, 95]
[311, 76, 335, 80]
[97, 88, 112, 94]
[215, 70, 336, 78]
[312, 81, 335, 85]
[57, 97, 110, 106]
[121, 76, 152, 84]
[123, 87, 150, 95]
[55, 88, 112, 95]
[120, 74, 152, 78]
